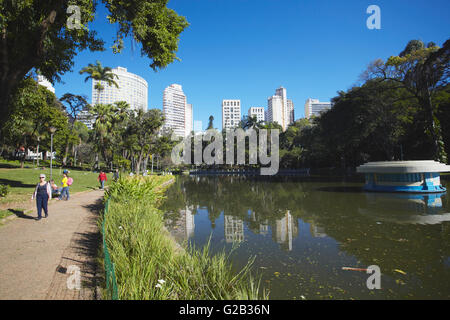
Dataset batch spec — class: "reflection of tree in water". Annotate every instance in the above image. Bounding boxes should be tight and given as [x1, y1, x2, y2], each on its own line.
[161, 176, 450, 298]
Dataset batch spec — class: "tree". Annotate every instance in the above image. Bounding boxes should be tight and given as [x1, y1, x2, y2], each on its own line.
[79, 61, 119, 104]
[364, 39, 450, 162]
[207, 115, 214, 130]
[124, 109, 164, 174]
[60, 93, 90, 165]
[3, 77, 69, 167]
[0, 0, 189, 126]
[90, 103, 117, 167]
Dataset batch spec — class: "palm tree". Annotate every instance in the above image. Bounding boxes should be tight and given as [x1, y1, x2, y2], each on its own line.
[90, 103, 116, 168]
[79, 61, 119, 105]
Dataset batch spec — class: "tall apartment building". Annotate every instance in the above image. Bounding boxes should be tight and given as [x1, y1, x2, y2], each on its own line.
[163, 84, 193, 138]
[304, 98, 332, 119]
[248, 107, 265, 123]
[222, 99, 241, 130]
[92, 66, 148, 112]
[267, 86, 294, 131]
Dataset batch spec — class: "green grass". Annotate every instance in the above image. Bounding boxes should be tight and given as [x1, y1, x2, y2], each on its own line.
[0, 159, 112, 219]
[103, 176, 267, 300]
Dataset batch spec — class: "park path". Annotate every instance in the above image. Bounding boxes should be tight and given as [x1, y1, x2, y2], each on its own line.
[0, 189, 104, 300]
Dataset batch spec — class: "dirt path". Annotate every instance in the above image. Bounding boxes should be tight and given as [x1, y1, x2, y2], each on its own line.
[0, 189, 104, 300]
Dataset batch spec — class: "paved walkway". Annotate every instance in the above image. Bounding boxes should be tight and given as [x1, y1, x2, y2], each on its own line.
[0, 189, 104, 300]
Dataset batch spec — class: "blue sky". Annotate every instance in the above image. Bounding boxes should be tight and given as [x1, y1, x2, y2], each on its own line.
[53, 0, 450, 130]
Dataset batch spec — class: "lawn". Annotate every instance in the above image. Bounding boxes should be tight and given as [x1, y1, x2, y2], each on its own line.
[0, 159, 112, 219]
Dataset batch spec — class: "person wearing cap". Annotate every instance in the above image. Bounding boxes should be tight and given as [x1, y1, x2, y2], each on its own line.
[31, 174, 52, 220]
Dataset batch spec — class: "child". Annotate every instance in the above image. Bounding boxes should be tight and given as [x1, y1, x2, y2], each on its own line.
[98, 171, 107, 190]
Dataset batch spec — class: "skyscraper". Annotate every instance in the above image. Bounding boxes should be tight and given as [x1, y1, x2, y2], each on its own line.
[163, 84, 192, 138]
[92, 66, 148, 111]
[267, 86, 294, 131]
[222, 99, 241, 130]
[304, 98, 332, 119]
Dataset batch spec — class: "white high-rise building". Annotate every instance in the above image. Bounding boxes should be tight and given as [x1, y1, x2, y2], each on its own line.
[222, 99, 241, 130]
[37, 75, 55, 94]
[304, 98, 332, 119]
[92, 66, 148, 112]
[163, 84, 192, 138]
[185, 103, 193, 136]
[77, 109, 94, 130]
[248, 107, 265, 123]
[267, 86, 294, 131]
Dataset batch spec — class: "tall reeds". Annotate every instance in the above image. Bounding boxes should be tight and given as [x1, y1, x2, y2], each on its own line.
[102, 176, 267, 300]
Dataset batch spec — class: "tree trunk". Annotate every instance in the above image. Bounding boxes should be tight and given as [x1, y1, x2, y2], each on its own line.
[36, 140, 40, 167]
[135, 152, 144, 175]
[422, 95, 447, 162]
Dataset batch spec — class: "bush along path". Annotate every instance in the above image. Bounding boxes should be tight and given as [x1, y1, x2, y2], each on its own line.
[103, 175, 268, 300]
[0, 189, 105, 299]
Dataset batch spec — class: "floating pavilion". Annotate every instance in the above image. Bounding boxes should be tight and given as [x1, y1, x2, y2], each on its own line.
[356, 161, 450, 193]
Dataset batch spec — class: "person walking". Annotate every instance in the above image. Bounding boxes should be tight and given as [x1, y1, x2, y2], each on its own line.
[31, 174, 51, 220]
[113, 169, 120, 181]
[98, 171, 107, 190]
[58, 172, 70, 200]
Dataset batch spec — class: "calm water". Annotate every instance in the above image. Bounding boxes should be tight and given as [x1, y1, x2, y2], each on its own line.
[161, 175, 450, 300]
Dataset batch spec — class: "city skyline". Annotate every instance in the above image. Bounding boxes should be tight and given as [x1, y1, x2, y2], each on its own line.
[51, 0, 450, 131]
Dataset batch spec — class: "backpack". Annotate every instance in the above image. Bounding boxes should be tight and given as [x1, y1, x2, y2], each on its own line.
[67, 177, 73, 186]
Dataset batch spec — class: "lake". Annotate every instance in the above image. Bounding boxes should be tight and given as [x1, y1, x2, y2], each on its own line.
[161, 175, 450, 299]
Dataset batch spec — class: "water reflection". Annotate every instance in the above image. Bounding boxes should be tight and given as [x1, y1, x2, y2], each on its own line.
[360, 193, 450, 225]
[161, 176, 450, 299]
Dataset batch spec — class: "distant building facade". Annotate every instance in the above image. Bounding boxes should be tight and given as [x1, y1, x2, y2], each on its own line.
[267, 86, 294, 131]
[248, 107, 265, 123]
[222, 99, 241, 130]
[92, 66, 148, 112]
[163, 84, 192, 138]
[304, 98, 332, 119]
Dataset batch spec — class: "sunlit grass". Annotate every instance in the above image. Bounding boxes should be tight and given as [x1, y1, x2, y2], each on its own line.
[103, 176, 267, 300]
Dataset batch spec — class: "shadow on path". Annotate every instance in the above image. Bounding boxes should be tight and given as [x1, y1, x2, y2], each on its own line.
[8, 209, 35, 220]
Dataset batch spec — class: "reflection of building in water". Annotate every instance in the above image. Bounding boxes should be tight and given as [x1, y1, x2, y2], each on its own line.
[171, 205, 195, 242]
[272, 211, 298, 251]
[309, 222, 327, 238]
[224, 215, 244, 243]
[250, 211, 269, 236]
[260, 221, 269, 236]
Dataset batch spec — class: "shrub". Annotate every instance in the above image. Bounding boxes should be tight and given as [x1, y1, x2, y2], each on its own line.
[0, 184, 9, 197]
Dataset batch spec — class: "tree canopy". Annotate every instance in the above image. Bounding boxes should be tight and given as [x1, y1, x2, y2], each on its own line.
[0, 0, 189, 125]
